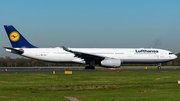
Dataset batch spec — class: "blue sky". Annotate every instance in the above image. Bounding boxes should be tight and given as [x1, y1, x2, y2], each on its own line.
[0, 0, 180, 58]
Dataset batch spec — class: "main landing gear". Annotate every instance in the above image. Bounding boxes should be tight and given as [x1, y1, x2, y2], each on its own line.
[158, 63, 161, 69]
[85, 60, 95, 70]
[85, 66, 95, 69]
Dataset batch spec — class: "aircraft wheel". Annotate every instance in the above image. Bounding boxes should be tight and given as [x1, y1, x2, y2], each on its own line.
[158, 66, 161, 69]
[90, 66, 95, 69]
[85, 66, 95, 69]
[85, 66, 89, 69]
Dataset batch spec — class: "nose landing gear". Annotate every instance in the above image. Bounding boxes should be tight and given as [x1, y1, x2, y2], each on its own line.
[158, 63, 161, 69]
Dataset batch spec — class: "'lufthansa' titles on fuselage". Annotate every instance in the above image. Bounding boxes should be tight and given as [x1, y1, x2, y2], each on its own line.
[135, 50, 159, 54]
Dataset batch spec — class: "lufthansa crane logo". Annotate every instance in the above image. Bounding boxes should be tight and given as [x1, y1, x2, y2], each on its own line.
[9, 31, 20, 42]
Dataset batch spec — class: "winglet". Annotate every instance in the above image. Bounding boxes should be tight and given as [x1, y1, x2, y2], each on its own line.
[62, 46, 74, 53]
[62, 46, 69, 51]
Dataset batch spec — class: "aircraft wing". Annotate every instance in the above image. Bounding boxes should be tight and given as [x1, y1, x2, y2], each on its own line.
[62, 46, 105, 61]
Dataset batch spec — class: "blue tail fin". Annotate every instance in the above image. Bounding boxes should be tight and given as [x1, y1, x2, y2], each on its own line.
[4, 25, 37, 48]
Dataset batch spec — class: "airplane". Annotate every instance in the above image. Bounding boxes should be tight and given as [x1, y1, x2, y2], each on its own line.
[3, 25, 177, 69]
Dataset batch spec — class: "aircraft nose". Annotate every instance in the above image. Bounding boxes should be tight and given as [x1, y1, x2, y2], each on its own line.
[175, 55, 178, 59]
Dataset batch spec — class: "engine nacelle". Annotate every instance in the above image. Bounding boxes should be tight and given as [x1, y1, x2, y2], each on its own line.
[100, 59, 121, 67]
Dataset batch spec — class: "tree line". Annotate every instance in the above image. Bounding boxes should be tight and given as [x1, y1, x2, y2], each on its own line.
[0, 53, 180, 67]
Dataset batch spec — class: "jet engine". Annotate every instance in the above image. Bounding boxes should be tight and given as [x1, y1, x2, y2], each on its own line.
[100, 59, 121, 67]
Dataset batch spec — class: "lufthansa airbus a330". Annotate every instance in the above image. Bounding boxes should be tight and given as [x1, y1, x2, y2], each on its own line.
[3, 25, 177, 69]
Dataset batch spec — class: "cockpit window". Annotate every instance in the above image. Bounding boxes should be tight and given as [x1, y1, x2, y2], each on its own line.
[169, 53, 174, 55]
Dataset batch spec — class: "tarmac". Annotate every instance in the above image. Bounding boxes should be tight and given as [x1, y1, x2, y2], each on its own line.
[0, 67, 180, 74]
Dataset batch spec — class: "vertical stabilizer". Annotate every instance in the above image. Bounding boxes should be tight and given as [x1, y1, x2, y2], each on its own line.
[4, 25, 37, 48]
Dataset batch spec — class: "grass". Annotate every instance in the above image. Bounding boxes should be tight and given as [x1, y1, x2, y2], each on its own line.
[0, 72, 180, 101]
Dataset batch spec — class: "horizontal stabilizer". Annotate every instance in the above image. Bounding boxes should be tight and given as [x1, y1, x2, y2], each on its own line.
[3, 47, 24, 55]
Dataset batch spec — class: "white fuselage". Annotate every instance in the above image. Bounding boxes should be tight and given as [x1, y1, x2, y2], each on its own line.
[8, 47, 177, 64]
